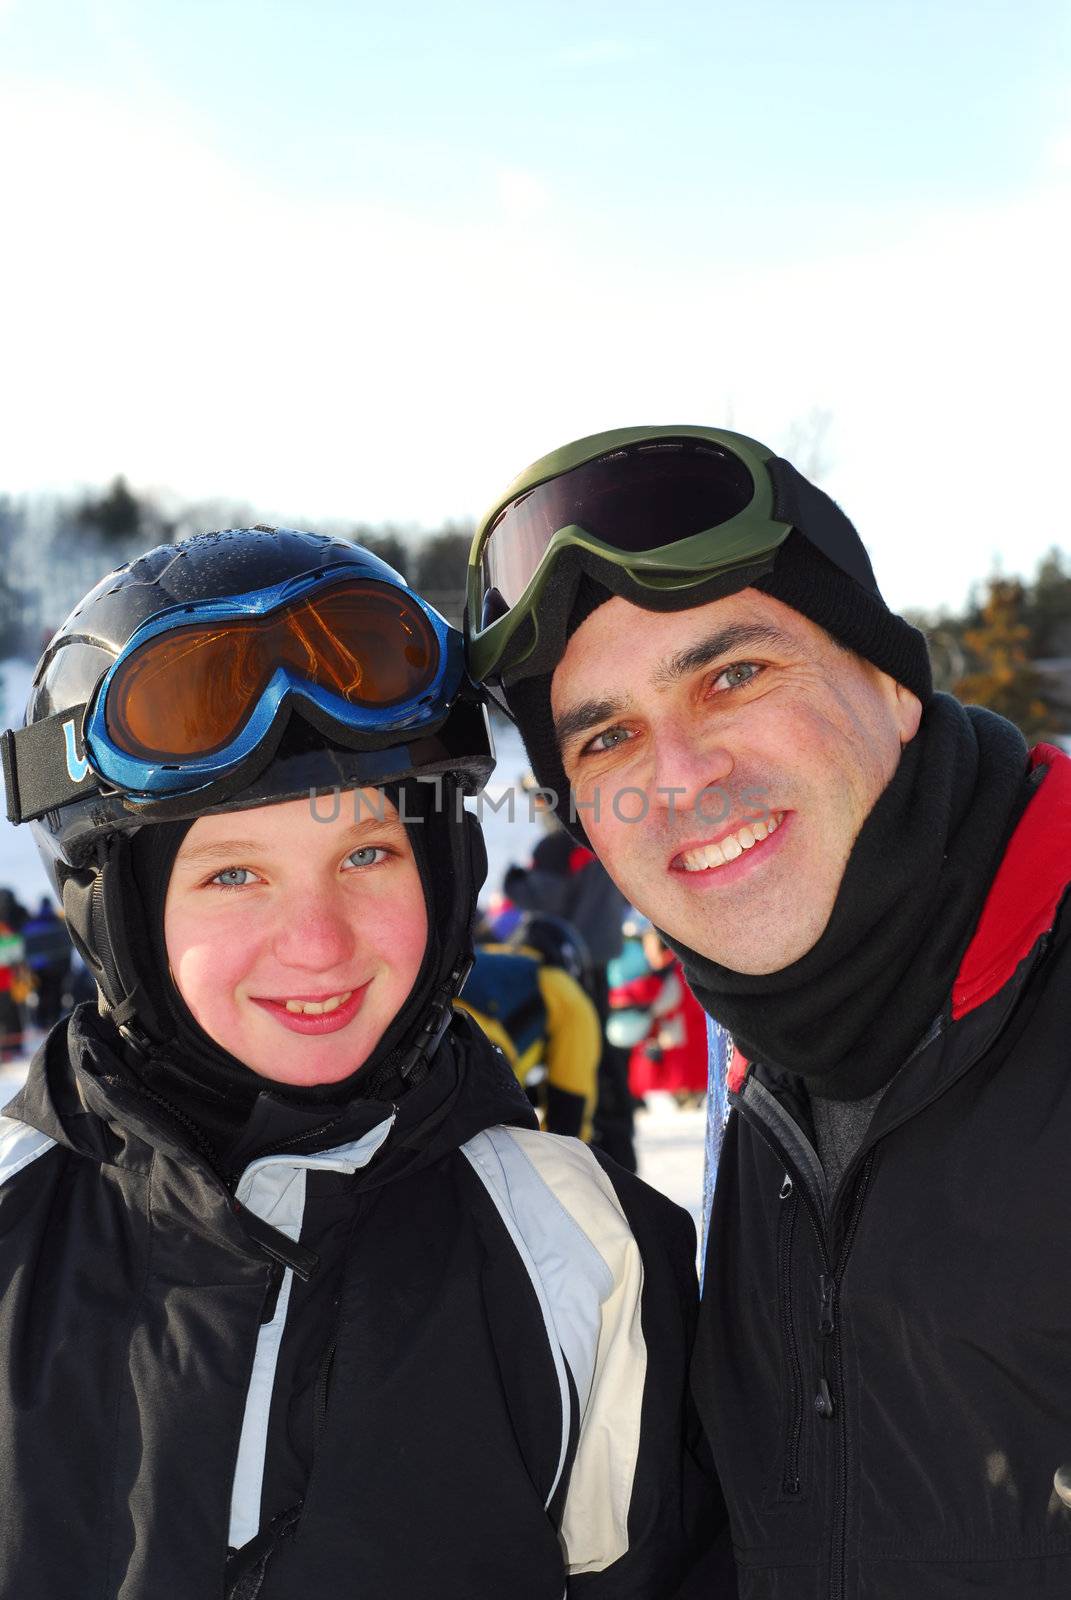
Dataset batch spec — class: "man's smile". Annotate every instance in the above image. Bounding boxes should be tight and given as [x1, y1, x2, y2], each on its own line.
[670, 811, 788, 876]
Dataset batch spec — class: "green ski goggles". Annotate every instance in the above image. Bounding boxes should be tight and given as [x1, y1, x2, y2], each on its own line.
[466, 425, 793, 685]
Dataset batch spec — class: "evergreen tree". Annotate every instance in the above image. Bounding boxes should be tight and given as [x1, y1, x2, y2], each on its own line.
[71, 476, 176, 551]
[411, 525, 472, 626]
[1022, 547, 1071, 658]
[352, 527, 410, 580]
[954, 577, 1055, 741]
[75, 476, 144, 544]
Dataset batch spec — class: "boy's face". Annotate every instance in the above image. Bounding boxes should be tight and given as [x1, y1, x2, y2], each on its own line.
[164, 789, 427, 1088]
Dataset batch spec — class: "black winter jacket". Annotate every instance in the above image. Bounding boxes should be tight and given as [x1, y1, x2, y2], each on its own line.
[694, 743, 1071, 1598]
[0, 1008, 709, 1599]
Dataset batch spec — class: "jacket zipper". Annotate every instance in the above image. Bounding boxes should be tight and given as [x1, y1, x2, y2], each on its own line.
[776, 1175, 805, 1496]
[733, 1082, 877, 1600]
[827, 1154, 874, 1600]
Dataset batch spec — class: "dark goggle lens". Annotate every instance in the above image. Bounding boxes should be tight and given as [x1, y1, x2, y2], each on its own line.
[481, 439, 756, 609]
[105, 580, 439, 760]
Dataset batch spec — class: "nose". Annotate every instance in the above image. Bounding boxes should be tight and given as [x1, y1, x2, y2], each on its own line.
[271, 885, 356, 975]
[649, 716, 735, 818]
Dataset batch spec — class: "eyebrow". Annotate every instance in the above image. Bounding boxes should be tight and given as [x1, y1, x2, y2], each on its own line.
[175, 812, 406, 869]
[553, 622, 792, 753]
[554, 695, 633, 753]
[652, 623, 793, 686]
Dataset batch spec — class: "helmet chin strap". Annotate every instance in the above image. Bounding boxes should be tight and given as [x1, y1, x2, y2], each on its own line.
[390, 953, 474, 1091]
[60, 837, 163, 1055]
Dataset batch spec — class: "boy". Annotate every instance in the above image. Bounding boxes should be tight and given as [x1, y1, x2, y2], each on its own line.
[0, 527, 717, 1599]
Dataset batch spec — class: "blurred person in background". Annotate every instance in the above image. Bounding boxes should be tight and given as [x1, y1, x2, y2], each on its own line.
[504, 780, 637, 1169]
[0, 888, 29, 937]
[608, 918, 708, 1107]
[21, 896, 73, 1031]
[0, 910, 25, 1062]
[458, 910, 601, 1139]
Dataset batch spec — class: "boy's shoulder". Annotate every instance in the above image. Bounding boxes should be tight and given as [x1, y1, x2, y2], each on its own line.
[0, 1113, 59, 1192]
[460, 1124, 696, 1283]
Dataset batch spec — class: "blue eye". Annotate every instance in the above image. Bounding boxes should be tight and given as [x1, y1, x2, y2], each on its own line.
[212, 867, 253, 888]
[713, 661, 762, 692]
[584, 726, 631, 756]
[346, 846, 387, 868]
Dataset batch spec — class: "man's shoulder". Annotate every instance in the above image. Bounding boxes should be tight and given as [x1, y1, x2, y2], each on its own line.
[953, 746, 1071, 1023]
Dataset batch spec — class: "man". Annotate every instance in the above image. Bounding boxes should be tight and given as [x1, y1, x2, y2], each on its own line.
[465, 425, 1071, 1597]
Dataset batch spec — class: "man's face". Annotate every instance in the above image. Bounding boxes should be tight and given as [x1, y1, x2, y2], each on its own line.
[550, 591, 922, 974]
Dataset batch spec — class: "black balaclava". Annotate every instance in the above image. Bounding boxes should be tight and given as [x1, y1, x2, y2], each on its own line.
[117, 776, 484, 1158]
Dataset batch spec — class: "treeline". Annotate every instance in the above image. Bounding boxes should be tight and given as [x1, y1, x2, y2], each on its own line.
[38, 474, 474, 589]
[3, 479, 1069, 745]
[0, 478, 473, 659]
[907, 548, 1071, 742]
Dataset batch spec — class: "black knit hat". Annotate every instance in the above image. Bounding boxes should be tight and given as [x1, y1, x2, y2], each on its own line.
[505, 457, 933, 843]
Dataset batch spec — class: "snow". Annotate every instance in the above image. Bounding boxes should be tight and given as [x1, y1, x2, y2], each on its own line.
[633, 1096, 706, 1235]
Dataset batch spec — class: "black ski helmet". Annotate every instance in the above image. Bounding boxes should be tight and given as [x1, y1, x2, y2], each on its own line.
[2, 527, 494, 1069]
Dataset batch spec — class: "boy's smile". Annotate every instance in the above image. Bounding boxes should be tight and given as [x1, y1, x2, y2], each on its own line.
[251, 983, 370, 1034]
[164, 790, 428, 1086]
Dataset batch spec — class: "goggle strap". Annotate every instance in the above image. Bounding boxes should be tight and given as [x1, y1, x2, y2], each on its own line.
[767, 457, 880, 595]
[3, 707, 98, 824]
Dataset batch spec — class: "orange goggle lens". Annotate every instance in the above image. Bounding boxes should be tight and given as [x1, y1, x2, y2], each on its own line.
[105, 580, 439, 760]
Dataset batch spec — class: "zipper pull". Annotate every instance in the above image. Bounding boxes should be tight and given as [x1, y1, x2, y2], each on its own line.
[818, 1272, 836, 1337]
[814, 1377, 835, 1419]
[779, 1173, 794, 1201]
[260, 1261, 284, 1325]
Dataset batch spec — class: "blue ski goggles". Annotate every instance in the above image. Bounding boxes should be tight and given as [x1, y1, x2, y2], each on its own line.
[82, 566, 463, 801]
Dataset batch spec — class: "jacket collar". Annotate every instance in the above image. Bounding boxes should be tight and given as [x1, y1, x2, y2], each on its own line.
[8, 1007, 537, 1184]
[952, 743, 1071, 1020]
[728, 744, 1071, 1097]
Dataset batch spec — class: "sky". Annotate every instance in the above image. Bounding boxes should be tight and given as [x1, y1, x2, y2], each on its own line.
[1, 0, 1070, 614]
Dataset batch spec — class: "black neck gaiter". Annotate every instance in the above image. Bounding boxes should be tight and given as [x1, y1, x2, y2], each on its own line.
[668, 696, 1031, 1101]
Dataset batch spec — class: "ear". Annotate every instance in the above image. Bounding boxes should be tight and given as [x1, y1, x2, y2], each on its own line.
[894, 682, 924, 746]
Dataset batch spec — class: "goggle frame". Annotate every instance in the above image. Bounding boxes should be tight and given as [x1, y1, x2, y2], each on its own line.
[83, 564, 463, 802]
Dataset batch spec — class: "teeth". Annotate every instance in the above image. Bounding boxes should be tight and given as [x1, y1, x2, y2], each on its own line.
[680, 813, 783, 873]
[284, 991, 352, 1015]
